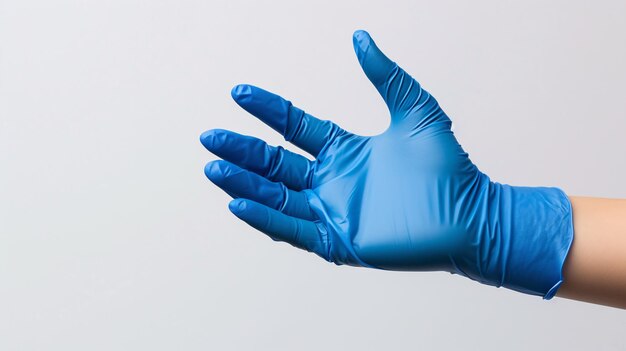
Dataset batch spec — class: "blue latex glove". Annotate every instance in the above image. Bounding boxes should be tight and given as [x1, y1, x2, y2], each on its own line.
[200, 30, 573, 299]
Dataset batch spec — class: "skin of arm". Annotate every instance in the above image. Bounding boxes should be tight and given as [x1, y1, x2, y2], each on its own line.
[557, 196, 626, 309]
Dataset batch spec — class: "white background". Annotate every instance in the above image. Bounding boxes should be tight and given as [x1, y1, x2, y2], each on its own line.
[1, 0, 625, 349]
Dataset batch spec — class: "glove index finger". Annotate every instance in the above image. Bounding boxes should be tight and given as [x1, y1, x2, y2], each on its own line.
[231, 84, 345, 158]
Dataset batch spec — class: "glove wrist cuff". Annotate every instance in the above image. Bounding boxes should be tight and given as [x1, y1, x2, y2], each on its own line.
[451, 182, 574, 299]
[489, 184, 574, 299]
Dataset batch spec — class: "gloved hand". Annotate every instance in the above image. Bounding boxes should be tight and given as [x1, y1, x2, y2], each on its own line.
[200, 30, 574, 299]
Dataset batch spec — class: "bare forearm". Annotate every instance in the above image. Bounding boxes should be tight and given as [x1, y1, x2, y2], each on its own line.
[557, 196, 626, 309]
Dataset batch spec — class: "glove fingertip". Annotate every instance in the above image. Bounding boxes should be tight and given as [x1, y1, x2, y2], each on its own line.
[199, 130, 210, 145]
[352, 29, 372, 59]
[204, 160, 223, 181]
[351, 30, 395, 88]
[199, 129, 217, 149]
[231, 84, 252, 104]
[201, 128, 231, 152]
[228, 198, 247, 216]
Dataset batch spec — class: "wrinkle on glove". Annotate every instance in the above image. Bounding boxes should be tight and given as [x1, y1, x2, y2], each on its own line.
[201, 30, 574, 299]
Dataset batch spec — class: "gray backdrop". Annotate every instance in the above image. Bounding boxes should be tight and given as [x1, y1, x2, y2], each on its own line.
[1, 0, 625, 350]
